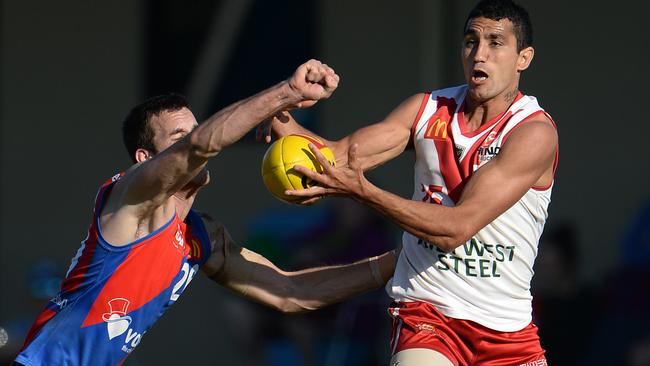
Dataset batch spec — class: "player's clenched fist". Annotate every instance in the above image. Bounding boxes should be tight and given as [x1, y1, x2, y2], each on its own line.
[287, 59, 339, 109]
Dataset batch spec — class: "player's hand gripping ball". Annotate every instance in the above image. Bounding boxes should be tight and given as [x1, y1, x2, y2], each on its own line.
[261, 134, 336, 203]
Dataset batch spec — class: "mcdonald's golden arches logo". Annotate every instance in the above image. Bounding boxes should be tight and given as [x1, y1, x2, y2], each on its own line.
[424, 118, 448, 140]
[422, 97, 456, 141]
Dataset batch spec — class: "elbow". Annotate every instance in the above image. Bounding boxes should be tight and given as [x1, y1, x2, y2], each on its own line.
[188, 130, 223, 158]
[425, 223, 474, 253]
[429, 237, 461, 253]
[277, 304, 298, 315]
[275, 300, 296, 314]
[275, 295, 300, 314]
[277, 298, 318, 315]
[276, 277, 321, 314]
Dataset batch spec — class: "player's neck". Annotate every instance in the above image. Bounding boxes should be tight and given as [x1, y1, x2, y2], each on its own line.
[172, 170, 209, 219]
[464, 89, 519, 131]
[172, 188, 198, 220]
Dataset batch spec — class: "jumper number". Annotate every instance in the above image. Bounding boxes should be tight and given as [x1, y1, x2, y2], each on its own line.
[170, 262, 198, 301]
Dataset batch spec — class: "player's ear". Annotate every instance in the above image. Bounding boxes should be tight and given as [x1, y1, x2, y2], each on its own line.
[135, 148, 153, 163]
[517, 46, 534, 72]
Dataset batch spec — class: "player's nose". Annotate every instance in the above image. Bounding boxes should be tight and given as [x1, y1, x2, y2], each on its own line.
[473, 41, 488, 62]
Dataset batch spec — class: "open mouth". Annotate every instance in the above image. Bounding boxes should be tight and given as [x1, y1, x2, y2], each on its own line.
[472, 70, 488, 82]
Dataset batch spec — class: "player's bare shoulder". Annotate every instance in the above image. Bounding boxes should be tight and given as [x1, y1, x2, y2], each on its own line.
[494, 113, 558, 187]
[505, 113, 558, 154]
[386, 92, 431, 128]
[101, 162, 156, 217]
[98, 162, 171, 246]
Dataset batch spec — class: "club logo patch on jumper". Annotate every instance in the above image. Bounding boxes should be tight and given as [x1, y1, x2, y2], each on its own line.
[173, 224, 185, 250]
[102, 298, 132, 340]
[421, 184, 443, 205]
[483, 131, 498, 146]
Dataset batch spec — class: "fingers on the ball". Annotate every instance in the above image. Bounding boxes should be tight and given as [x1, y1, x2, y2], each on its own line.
[307, 144, 331, 168]
[285, 186, 323, 197]
[294, 165, 321, 180]
[292, 164, 310, 175]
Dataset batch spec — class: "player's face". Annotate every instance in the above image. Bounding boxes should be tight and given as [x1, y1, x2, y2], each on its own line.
[462, 17, 533, 103]
[149, 107, 198, 153]
[149, 108, 209, 187]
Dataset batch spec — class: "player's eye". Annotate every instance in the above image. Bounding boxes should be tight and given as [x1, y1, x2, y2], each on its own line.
[172, 130, 189, 139]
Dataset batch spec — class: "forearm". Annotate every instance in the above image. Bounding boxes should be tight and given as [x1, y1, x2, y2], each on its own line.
[337, 124, 409, 171]
[357, 180, 471, 252]
[191, 82, 300, 158]
[271, 112, 408, 172]
[284, 250, 397, 313]
[206, 236, 397, 314]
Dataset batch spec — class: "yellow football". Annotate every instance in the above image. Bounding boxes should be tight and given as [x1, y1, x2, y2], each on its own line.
[261, 134, 336, 203]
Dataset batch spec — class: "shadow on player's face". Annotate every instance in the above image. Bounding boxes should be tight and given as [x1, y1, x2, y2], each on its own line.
[150, 107, 210, 188]
[150, 107, 199, 152]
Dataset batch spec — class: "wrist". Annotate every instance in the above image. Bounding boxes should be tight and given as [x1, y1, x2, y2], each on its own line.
[368, 250, 398, 287]
[353, 175, 374, 203]
[382, 250, 398, 281]
[368, 256, 384, 286]
[279, 80, 303, 108]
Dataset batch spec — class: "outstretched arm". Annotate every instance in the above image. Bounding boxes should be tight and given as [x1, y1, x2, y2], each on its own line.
[258, 93, 425, 172]
[100, 60, 338, 245]
[200, 217, 397, 313]
[289, 118, 558, 252]
[124, 60, 339, 208]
